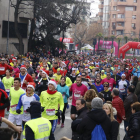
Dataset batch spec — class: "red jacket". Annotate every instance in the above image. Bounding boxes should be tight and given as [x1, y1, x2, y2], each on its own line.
[112, 96, 125, 123]
[52, 67, 57, 74]
[60, 70, 67, 76]
[0, 89, 8, 117]
[0, 64, 13, 75]
[15, 73, 33, 90]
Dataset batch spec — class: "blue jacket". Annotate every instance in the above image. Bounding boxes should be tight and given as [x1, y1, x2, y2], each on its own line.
[93, 83, 104, 93]
[134, 71, 140, 77]
[0, 82, 5, 91]
[57, 84, 69, 103]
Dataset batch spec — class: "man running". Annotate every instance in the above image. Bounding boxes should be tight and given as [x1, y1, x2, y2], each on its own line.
[69, 76, 88, 120]
[15, 65, 33, 91]
[8, 78, 25, 140]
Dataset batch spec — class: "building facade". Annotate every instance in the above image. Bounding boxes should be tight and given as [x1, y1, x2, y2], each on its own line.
[98, 0, 140, 39]
[0, 0, 33, 55]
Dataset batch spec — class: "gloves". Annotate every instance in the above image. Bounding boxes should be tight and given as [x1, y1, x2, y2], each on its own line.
[41, 107, 45, 112]
[0, 117, 2, 126]
[55, 110, 62, 117]
[124, 84, 127, 88]
[16, 109, 21, 114]
[26, 107, 30, 113]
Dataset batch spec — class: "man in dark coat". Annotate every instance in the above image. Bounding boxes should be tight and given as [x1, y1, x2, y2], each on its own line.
[124, 85, 138, 132]
[76, 97, 112, 140]
[111, 70, 121, 84]
[71, 99, 87, 140]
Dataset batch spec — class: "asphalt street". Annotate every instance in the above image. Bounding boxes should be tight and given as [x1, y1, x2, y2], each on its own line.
[2, 102, 125, 140]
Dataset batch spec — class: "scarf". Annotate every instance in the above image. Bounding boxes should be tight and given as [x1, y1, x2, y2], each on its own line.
[47, 89, 57, 95]
[104, 89, 109, 92]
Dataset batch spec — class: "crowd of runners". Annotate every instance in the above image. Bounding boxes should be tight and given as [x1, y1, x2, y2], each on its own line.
[0, 52, 140, 140]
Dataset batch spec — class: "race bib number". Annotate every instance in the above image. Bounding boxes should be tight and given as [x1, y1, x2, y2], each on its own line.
[6, 89, 10, 92]
[120, 89, 125, 92]
[74, 93, 80, 100]
[24, 110, 30, 116]
[46, 109, 55, 116]
[62, 94, 65, 99]
[10, 104, 17, 111]
[0, 67, 5, 71]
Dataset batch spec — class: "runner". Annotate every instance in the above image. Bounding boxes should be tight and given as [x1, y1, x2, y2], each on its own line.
[15, 65, 33, 91]
[69, 76, 88, 120]
[8, 78, 25, 140]
[57, 76, 69, 128]
[40, 79, 64, 140]
[16, 82, 40, 128]
[2, 69, 14, 115]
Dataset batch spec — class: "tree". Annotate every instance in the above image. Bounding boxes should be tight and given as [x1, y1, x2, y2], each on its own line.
[96, 33, 103, 50]
[117, 38, 121, 53]
[104, 37, 108, 50]
[33, 0, 85, 54]
[70, 21, 103, 50]
[133, 38, 138, 42]
[124, 36, 128, 44]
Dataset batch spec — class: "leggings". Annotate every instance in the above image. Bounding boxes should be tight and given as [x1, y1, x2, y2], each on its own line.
[58, 103, 68, 123]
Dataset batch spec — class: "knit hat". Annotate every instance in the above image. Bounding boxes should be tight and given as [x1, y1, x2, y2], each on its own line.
[27, 82, 36, 90]
[20, 65, 27, 70]
[91, 97, 103, 109]
[48, 79, 57, 89]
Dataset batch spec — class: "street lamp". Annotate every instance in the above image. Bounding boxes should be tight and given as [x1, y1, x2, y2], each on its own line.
[6, 0, 10, 54]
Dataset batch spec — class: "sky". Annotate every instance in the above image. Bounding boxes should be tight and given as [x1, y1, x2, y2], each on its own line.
[89, 0, 100, 17]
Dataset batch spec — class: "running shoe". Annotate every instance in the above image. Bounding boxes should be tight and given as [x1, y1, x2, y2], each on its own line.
[61, 123, 64, 128]
[57, 119, 60, 125]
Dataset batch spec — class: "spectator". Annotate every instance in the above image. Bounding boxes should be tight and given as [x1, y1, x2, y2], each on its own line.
[71, 99, 87, 140]
[103, 103, 119, 140]
[77, 97, 112, 140]
[84, 89, 98, 111]
[134, 77, 140, 102]
[127, 102, 140, 140]
[124, 85, 138, 132]
[112, 88, 125, 140]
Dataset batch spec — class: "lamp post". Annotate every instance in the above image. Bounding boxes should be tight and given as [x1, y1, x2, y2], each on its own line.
[6, 0, 10, 54]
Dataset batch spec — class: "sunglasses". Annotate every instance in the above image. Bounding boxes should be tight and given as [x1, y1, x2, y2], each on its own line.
[82, 75, 86, 76]
[107, 74, 111, 76]
[104, 85, 108, 87]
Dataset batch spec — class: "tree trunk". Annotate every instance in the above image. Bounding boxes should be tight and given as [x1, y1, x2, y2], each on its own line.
[61, 30, 65, 55]
[98, 38, 100, 50]
[14, 0, 24, 54]
[28, 18, 35, 52]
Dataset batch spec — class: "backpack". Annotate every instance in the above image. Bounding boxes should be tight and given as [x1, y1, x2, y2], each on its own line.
[91, 125, 106, 140]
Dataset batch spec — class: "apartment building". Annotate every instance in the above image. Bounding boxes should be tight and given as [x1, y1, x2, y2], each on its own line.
[0, 0, 33, 54]
[98, 0, 140, 38]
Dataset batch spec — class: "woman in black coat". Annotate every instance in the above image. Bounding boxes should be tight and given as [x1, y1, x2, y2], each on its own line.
[103, 103, 119, 140]
[127, 102, 140, 140]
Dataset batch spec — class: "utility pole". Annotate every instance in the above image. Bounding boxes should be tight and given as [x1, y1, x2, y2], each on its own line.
[6, 0, 10, 54]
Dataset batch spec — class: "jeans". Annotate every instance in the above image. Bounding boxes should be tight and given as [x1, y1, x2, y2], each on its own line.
[119, 93, 127, 102]
[124, 120, 129, 133]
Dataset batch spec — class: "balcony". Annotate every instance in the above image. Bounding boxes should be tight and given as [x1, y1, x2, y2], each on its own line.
[116, 18, 125, 22]
[19, 1, 34, 19]
[117, 0, 137, 6]
[99, 4, 103, 9]
[116, 26, 124, 30]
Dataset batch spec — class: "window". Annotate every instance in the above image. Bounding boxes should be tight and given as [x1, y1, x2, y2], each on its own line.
[125, 7, 133, 11]
[116, 30, 124, 35]
[132, 15, 136, 19]
[119, 0, 126, 1]
[113, 6, 117, 10]
[118, 14, 125, 18]
[132, 23, 135, 28]
[112, 31, 115, 35]
[134, 0, 137, 2]
[101, 1, 104, 4]
[117, 22, 124, 26]
[114, 0, 117, 2]
[112, 14, 116, 18]
[131, 31, 135, 35]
